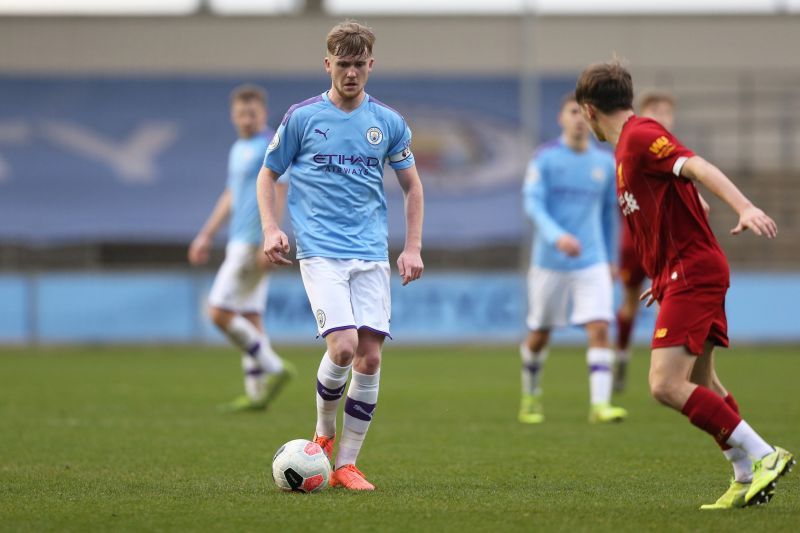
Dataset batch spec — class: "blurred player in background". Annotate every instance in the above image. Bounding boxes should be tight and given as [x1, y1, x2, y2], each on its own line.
[189, 85, 293, 412]
[613, 91, 710, 392]
[576, 60, 794, 509]
[518, 93, 627, 425]
[257, 21, 424, 490]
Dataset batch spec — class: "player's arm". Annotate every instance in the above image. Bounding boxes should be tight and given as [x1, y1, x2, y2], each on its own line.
[257, 167, 292, 265]
[523, 160, 581, 257]
[395, 165, 424, 286]
[188, 189, 231, 265]
[601, 159, 619, 273]
[681, 156, 777, 238]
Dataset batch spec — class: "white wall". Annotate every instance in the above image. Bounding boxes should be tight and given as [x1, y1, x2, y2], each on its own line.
[0, 15, 798, 74]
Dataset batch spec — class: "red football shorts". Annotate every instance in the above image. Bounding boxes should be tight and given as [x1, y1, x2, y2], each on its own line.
[652, 286, 729, 356]
[619, 238, 647, 289]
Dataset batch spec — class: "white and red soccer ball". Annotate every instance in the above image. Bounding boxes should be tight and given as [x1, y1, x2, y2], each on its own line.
[272, 439, 331, 493]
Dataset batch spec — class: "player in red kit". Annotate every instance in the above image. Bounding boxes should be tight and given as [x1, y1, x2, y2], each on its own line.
[575, 60, 794, 510]
[613, 92, 710, 392]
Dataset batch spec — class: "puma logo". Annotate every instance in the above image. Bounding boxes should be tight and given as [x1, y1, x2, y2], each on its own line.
[351, 404, 374, 419]
[314, 128, 330, 140]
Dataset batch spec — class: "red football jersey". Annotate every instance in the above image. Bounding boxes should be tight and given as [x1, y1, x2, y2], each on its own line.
[614, 116, 729, 300]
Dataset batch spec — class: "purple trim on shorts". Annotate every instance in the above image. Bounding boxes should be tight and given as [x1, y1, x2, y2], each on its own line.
[523, 363, 541, 374]
[357, 325, 393, 340]
[589, 364, 611, 373]
[282, 95, 324, 125]
[316, 380, 346, 401]
[245, 367, 265, 377]
[344, 397, 376, 422]
[320, 325, 357, 338]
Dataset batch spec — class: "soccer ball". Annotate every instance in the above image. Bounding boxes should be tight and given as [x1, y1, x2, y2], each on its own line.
[272, 439, 331, 493]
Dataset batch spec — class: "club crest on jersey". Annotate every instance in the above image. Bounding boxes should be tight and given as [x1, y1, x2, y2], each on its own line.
[268, 131, 281, 151]
[618, 191, 640, 217]
[366, 127, 383, 145]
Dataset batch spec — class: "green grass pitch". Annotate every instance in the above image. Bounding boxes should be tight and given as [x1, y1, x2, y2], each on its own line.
[1, 344, 798, 532]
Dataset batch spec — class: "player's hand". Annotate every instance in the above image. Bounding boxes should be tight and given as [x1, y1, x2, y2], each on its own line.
[731, 205, 777, 239]
[263, 226, 293, 266]
[639, 286, 656, 308]
[556, 234, 581, 257]
[609, 263, 619, 281]
[188, 233, 212, 265]
[397, 247, 424, 286]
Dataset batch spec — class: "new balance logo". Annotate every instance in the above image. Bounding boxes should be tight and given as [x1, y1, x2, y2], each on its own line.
[314, 128, 330, 140]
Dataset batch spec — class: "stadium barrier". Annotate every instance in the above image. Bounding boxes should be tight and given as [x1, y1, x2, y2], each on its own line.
[1, 271, 798, 345]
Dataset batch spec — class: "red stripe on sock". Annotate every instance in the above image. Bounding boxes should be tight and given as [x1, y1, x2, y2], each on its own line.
[681, 386, 742, 447]
[616, 310, 634, 351]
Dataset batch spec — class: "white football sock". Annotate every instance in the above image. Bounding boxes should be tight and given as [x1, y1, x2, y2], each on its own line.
[587, 347, 614, 405]
[222, 315, 284, 374]
[336, 369, 380, 469]
[241, 354, 266, 402]
[726, 420, 774, 460]
[315, 352, 351, 438]
[723, 447, 754, 483]
[520, 344, 547, 396]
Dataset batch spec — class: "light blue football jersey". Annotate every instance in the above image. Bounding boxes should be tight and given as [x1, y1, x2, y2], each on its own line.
[523, 138, 617, 271]
[227, 129, 273, 245]
[263, 92, 414, 261]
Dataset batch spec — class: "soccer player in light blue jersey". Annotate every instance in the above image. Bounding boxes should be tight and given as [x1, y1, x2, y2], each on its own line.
[257, 21, 424, 491]
[189, 85, 293, 412]
[518, 93, 627, 424]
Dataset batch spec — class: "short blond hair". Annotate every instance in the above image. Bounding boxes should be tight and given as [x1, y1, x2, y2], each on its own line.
[326, 21, 375, 58]
[638, 91, 675, 113]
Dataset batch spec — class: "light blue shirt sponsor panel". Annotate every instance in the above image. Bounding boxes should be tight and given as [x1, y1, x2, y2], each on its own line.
[264, 92, 414, 261]
[227, 130, 273, 245]
[523, 139, 617, 271]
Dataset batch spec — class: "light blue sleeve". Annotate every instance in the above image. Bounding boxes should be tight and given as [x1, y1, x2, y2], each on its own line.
[601, 156, 618, 262]
[522, 156, 567, 245]
[263, 111, 302, 176]
[387, 120, 415, 170]
[225, 145, 236, 188]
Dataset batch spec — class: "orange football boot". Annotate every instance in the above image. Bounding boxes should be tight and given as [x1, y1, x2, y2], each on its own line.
[330, 464, 375, 491]
[313, 433, 335, 460]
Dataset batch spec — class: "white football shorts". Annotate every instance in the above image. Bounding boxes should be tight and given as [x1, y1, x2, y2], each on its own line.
[208, 242, 269, 314]
[526, 263, 613, 331]
[299, 257, 391, 338]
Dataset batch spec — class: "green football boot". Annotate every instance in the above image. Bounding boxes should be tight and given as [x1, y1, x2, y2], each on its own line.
[699, 479, 750, 510]
[588, 403, 628, 423]
[262, 360, 297, 408]
[217, 394, 267, 413]
[744, 446, 795, 506]
[518, 393, 544, 424]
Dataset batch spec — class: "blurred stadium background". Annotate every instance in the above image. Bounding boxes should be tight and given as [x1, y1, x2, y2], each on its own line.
[1, 1, 799, 345]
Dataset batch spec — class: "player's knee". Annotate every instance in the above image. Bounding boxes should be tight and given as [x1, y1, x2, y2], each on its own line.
[527, 330, 549, 352]
[326, 331, 358, 365]
[355, 351, 381, 374]
[586, 322, 609, 347]
[648, 374, 678, 406]
[209, 306, 232, 329]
